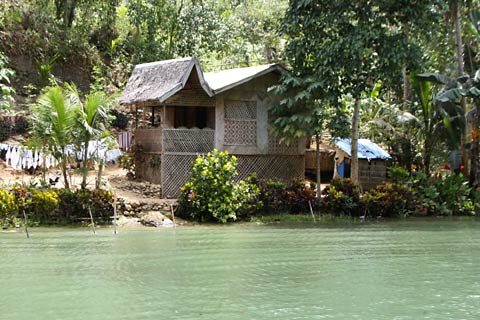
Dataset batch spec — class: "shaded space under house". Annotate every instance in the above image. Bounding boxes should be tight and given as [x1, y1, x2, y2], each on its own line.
[119, 57, 305, 198]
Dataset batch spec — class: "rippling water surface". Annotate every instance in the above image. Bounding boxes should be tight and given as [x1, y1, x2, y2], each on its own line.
[1, 220, 480, 319]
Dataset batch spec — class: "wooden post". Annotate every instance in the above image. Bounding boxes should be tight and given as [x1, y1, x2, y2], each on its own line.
[351, 98, 360, 184]
[308, 200, 316, 224]
[87, 204, 96, 235]
[22, 208, 29, 239]
[113, 194, 118, 235]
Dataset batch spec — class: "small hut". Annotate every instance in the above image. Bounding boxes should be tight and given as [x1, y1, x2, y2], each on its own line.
[119, 57, 305, 197]
[334, 138, 391, 190]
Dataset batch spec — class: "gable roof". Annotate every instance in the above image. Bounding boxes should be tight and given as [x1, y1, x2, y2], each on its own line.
[335, 138, 391, 160]
[119, 57, 283, 105]
[204, 64, 282, 94]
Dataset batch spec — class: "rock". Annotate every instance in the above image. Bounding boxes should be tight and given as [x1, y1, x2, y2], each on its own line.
[140, 211, 174, 227]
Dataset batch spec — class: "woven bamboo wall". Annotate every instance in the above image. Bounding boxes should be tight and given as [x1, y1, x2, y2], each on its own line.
[236, 155, 305, 182]
[224, 100, 257, 146]
[268, 132, 301, 155]
[163, 128, 214, 153]
[161, 154, 198, 198]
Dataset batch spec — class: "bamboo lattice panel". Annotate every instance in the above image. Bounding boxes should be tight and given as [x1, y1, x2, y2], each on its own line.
[224, 100, 257, 146]
[225, 100, 256, 119]
[163, 128, 214, 153]
[224, 120, 256, 145]
[236, 155, 305, 182]
[161, 154, 198, 198]
[268, 132, 300, 155]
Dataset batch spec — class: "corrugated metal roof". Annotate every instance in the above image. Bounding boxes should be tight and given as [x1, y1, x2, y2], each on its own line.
[119, 58, 282, 105]
[335, 138, 391, 160]
[204, 64, 281, 93]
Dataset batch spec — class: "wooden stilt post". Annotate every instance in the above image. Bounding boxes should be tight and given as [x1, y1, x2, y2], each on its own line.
[113, 194, 118, 235]
[22, 209, 29, 238]
[88, 204, 96, 235]
[308, 200, 316, 224]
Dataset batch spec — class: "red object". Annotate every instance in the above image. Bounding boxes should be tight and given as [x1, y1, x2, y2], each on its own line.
[460, 165, 465, 170]
[418, 207, 425, 212]
[444, 163, 451, 170]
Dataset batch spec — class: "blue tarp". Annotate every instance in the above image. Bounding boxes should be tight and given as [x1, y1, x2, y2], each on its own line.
[335, 138, 391, 160]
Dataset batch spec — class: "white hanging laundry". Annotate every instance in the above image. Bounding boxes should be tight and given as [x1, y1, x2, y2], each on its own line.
[5, 147, 11, 166]
[11, 148, 20, 170]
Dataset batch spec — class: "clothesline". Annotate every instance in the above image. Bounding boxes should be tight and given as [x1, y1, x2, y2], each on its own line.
[0, 140, 123, 171]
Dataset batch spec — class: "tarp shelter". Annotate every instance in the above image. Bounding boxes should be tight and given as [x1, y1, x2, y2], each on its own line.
[334, 138, 391, 189]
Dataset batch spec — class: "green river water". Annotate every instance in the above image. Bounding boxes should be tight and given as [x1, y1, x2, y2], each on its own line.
[1, 220, 480, 320]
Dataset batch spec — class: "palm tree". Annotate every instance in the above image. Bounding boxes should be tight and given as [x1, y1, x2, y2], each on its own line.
[29, 86, 77, 189]
[68, 85, 113, 189]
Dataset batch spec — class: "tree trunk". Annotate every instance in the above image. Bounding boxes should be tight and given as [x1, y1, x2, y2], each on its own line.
[81, 135, 90, 189]
[402, 22, 410, 109]
[470, 104, 480, 187]
[351, 98, 360, 184]
[315, 133, 321, 201]
[453, 0, 469, 175]
[96, 159, 104, 190]
[61, 151, 70, 189]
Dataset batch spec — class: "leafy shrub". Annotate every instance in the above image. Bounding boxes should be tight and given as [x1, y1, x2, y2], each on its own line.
[28, 188, 60, 223]
[13, 115, 30, 134]
[72, 189, 114, 222]
[255, 178, 287, 213]
[284, 179, 316, 213]
[0, 117, 13, 141]
[388, 166, 410, 184]
[409, 172, 474, 216]
[361, 182, 416, 217]
[8, 186, 114, 225]
[321, 178, 361, 215]
[0, 189, 18, 226]
[178, 149, 258, 223]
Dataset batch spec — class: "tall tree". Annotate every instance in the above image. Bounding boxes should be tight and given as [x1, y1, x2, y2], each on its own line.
[29, 86, 77, 189]
[69, 85, 113, 189]
[279, 1, 435, 183]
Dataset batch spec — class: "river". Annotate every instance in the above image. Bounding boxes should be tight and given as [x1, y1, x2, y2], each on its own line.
[1, 219, 480, 319]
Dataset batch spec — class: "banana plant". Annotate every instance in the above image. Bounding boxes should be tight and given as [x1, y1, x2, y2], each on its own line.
[411, 74, 466, 175]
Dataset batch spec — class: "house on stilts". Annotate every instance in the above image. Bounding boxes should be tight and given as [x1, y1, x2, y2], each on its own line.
[119, 57, 305, 198]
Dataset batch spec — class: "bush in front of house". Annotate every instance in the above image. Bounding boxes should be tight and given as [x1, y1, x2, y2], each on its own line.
[0, 189, 19, 226]
[321, 178, 361, 216]
[361, 182, 416, 218]
[178, 149, 258, 223]
[4, 186, 114, 225]
[409, 172, 475, 216]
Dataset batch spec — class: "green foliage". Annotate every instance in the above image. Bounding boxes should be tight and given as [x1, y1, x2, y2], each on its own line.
[388, 166, 410, 184]
[6, 186, 114, 225]
[178, 149, 257, 223]
[27, 188, 60, 224]
[0, 116, 13, 141]
[410, 172, 474, 216]
[0, 51, 15, 111]
[361, 182, 416, 218]
[321, 178, 361, 216]
[0, 189, 18, 226]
